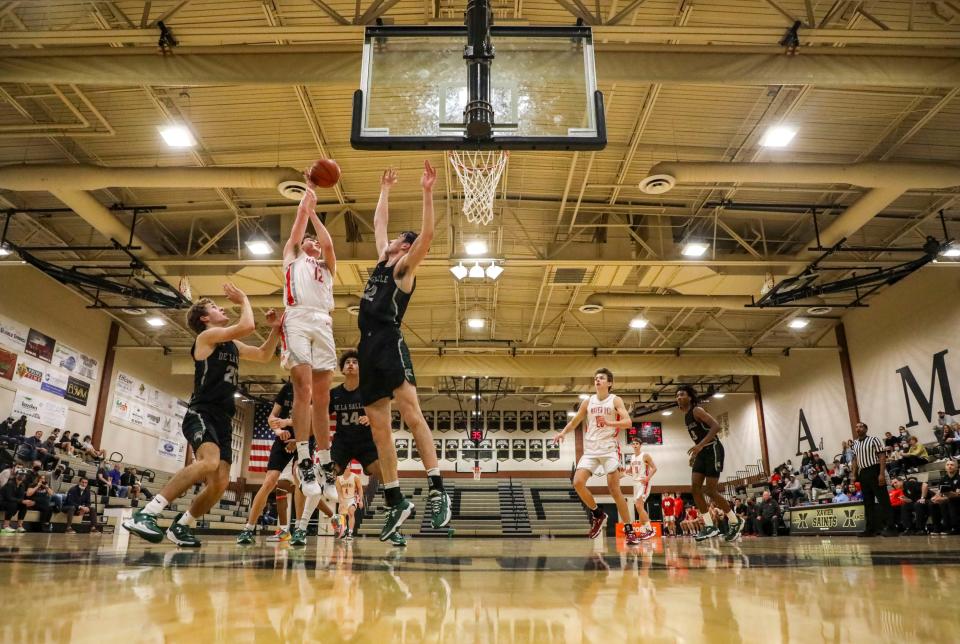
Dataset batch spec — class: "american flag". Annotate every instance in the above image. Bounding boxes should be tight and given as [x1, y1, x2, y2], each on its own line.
[247, 401, 338, 475]
[248, 402, 274, 473]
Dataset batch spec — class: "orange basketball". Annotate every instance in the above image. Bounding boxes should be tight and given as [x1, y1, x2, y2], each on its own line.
[308, 158, 341, 188]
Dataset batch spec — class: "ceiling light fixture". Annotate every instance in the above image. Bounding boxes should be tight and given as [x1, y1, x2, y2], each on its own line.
[485, 263, 504, 280]
[629, 317, 648, 329]
[466, 317, 485, 329]
[681, 242, 709, 257]
[760, 125, 797, 148]
[465, 240, 488, 256]
[450, 263, 469, 280]
[146, 317, 166, 327]
[468, 262, 485, 279]
[578, 394, 590, 400]
[158, 124, 196, 148]
[245, 239, 272, 256]
[661, 410, 673, 416]
[0, 245, 10, 257]
[713, 392, 726, 399]
[942, 247, 960, 258]
[788, 318, 809, 329]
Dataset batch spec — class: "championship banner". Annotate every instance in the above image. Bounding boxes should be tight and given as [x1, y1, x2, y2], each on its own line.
[536, 411, 551, 433]
[529, 439, 544, 461]
[496, 438, 509, 461]
[552, 410, 567, 430]
[789, 502, 865, 535]
[433, 438, 442, 458]
[437, 410, 451, 433]
[519, 411, 534, 433]
[423, 410, 435, 432]
[503, 411, 517, 433]
[394, 438, 409, 460]
[487, 410, 501, 432]
[478, 438, 493, 460]
[512, 438, 526, 460]
[444, 439, 459, 461]
[453, 410, 468, 431]
[546, 439, 560, 461]
[411, 439, 420, 461]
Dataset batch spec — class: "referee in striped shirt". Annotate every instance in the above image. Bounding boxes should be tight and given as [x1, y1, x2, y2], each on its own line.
[851, 421, 894, 537]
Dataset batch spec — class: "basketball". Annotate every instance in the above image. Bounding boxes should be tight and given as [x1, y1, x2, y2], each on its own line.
[308, 158, 341, 188]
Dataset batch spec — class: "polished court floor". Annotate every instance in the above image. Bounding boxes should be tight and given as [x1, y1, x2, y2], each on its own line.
[0, 532, 957, 643]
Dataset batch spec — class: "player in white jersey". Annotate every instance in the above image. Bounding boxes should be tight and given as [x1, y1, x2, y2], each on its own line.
[281, 171, 338, 545]
[627, 439, 657, 540]
[554, 368, 637, 543]
[335, 469, 363, 540]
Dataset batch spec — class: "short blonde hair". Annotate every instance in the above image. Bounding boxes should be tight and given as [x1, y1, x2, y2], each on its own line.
[186, 298, 215, 334]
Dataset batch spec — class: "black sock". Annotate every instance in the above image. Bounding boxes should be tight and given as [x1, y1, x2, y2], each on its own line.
[591, 506, 603, 518]
[624, 522, 634, 532]
[428, 475, 444, 492]
[385, 486, 403, 506]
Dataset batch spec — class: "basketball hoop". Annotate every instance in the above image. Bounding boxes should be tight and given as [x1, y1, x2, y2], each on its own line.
[472, 465, 482, 481]
[448, 149, 508, 226]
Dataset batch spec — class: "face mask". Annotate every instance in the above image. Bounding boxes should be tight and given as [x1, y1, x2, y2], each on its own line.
[836, 488, 843, 494]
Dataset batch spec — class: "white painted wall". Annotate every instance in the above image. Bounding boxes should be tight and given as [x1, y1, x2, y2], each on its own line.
[0, 267, 110, 439]
[844, 266, 960, 443]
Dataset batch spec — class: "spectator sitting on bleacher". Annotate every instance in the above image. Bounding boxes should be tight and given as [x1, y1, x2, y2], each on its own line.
[845, 483, 862, 501]
[899, 475, 928, 535]
[680, 506, 699, 536]
[24, 473, 54, 532]
[842, 440, 855, 465]
[828, 460, 848, 486]
[832, 486, 850, 503]
[896, 436, 930, 475]
[929, 459, 960, 536]
[10, 416, 26, 439]
[120, 468, 149, 502]
[809, 466, 831, 501]
[883, 431, 899, 453]
[63, 477, 97, 534]
[934, 411, 953, 448]
[944, 424, 960, 458]
[94, 464, 112, 497]
[41, 433, 59, 467]
[0, 469, 29, 533]
[756, 491, 780, 536]
[45, 463, 68, 512]
[783, 475, 805, 506]
[0, 416, 12, 436]
[15, 430, 46, 465]
[888, 478, 906, 532]
[57, 432, 74, 455]
[897, 426, 911, 446]
[107, 463, 128, 498]
[79, 435, 105, 462]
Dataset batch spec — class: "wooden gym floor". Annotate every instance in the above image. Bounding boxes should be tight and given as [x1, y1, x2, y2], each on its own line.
[0, 533, 956, 643]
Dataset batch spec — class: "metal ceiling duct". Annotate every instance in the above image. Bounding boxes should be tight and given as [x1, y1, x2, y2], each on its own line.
[0, 164, 303, 193]
[579, 293, 753, 312]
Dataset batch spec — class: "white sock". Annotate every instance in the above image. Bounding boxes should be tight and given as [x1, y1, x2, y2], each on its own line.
[703, 513, 714, 527]
[244, 523, 254, 531]
[726, 510, 738, 524]
[296, 441, 311, 463]
[142, 495, 168, 516]
[298, 494, 322, 531]
[316, 449, 330, 464]
[642, 521, 651, 529]
[426, 467, 440, 477]
[178, 511, 196, 527]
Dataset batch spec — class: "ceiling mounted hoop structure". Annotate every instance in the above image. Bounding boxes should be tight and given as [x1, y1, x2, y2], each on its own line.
[448, 149, 508, 226]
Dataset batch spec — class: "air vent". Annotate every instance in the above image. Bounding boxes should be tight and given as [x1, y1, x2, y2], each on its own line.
[519, 385, 542, 393]
[549, 267, 591, 285]
[537, 400, 552, 408]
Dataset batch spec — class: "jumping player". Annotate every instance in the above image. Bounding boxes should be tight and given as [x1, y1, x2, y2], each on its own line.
[124, 284, 280, 547]
[554, 368, 638, 544]
[358, 163, 451, 542]
[282, 171, 338, 499]
[676, 385, 744, 542]
[335, 468, 363, 541]
[627, 439, 657, 540]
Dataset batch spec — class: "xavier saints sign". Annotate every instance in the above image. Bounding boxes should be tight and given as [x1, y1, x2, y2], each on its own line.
[896, 349, 959, 428]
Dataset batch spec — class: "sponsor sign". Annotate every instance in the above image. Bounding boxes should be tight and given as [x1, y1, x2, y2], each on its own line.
[0, 348, 16, 381]
[40, 368, 68, 398]
[64, 377, 90, 406]
[0, 315, 28, 352]
[53, 343, 79, 373]
[14, 357, 44, 390]
[157, 437, 185, 461]
[116, 372, 136, 397]
[24, 328, 55, 362]
[76, 354, 99, 381]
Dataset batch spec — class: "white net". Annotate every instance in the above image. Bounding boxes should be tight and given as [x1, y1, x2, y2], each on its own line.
[448, 150, 508, 226]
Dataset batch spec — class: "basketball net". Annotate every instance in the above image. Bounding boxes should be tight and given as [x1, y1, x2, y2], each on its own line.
[448, 150, 508, 226]
[177, 276, 192, 301]
[473, 465, 482, 481]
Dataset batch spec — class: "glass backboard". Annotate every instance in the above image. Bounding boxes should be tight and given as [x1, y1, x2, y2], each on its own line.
[351, 26, 606, 150]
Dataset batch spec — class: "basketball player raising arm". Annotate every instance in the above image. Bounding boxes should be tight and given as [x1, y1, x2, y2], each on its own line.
[554, 369, 639, 543]
[124, 283, 281, 547]
[358, 160, 451, 545]
[675, 385, 744, 543]
[280, 171, 339, 540]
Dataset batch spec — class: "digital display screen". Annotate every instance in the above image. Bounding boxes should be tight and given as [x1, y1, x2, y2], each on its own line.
[627, 421, 662, 445]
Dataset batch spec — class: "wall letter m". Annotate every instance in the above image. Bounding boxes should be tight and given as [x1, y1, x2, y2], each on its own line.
[896, 349, 959, 428]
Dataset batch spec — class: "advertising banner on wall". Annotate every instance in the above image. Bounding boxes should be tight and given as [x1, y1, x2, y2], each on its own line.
[14, 356, 44, 391]
[40, 369, 68, 398]
[12, 390, 68, 429]
[76, 354, 99, 381]
[64, 377, 90, 406]
[0, 314, 28, 352]
[52, 343, 79, 373]
[0, 348, 15, 381]
[157, 436, 186, 461]
[24, 328, 55, 363]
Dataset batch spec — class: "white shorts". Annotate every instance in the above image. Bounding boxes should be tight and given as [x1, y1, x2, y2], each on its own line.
[576, 453, 620, 477]
[340, 497, 357, 509]
[633, 480, 651, 503]
[280, 307, 337, 371]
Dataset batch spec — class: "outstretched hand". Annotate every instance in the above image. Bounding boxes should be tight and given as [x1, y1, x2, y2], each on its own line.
[223, 282, 246, 305]
[381, 168, 398, 189]
[421, 160, 437, 191]
[302, 168, 318, 191]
